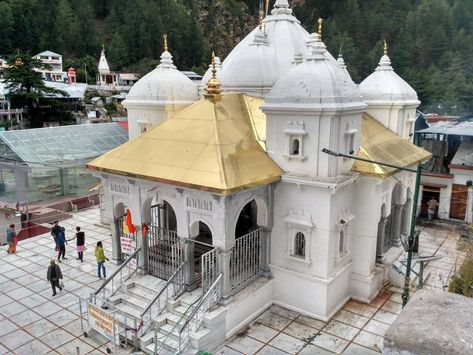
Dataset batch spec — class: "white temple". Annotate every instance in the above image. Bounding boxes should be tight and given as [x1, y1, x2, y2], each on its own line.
[87, 1, 430, 353]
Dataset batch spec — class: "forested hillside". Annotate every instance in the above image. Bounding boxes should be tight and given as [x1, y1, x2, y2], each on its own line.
[0, 0, 472, 112]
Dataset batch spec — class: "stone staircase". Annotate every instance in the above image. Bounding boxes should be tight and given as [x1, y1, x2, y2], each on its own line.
[108, 275, 166, 330]
[140, 288, 202, 354]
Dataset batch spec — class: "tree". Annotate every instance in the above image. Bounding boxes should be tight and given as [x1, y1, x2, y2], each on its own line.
[0, 3, 14, 56]
[4, 52, 68, 126]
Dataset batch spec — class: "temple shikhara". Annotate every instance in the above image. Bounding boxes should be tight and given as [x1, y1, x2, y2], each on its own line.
[86, 1, 431, 353]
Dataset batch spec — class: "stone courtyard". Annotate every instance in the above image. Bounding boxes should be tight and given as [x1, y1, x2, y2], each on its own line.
[0, 206, 467, 354]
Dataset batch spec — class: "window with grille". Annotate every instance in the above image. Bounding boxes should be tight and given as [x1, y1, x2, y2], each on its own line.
[294, 232, 306, 257]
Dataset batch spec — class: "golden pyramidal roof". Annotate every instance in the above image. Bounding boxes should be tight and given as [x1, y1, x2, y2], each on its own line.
[87, 93, 281, 195]
[352, 113, 432, 178]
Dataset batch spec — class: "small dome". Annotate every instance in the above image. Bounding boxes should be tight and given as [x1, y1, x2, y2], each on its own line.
[125, 50, 198, 106]
[266, 37, 365, 110]
[359, 54, 418, 103]
[200, 0, 309, 97]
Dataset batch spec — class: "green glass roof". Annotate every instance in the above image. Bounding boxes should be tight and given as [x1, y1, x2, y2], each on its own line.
[0, 123, 128, 168]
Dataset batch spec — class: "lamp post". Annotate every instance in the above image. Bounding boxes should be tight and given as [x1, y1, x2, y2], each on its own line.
[321, 148, 422, 307]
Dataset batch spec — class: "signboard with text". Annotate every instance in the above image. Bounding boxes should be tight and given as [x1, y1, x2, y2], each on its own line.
[87, 303, 119, 343]
[120, 233, 136, 254]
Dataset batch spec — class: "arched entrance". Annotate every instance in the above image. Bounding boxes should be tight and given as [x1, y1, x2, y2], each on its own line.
[235, 200, 258, 238]
[148, 200, 183, 279]
[189, 221, 217, 291]
[231, 199, 265, 292]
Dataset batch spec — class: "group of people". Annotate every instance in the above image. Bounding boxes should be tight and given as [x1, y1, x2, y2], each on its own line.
[45, 222, 110, 296]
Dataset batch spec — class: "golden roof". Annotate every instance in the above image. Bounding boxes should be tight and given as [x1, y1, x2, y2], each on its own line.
[87, 93, 281, 195]
[352, 113, 431, 178]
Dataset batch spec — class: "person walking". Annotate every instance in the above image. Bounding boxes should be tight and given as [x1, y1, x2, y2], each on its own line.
[427, 198, 439, 221]
[46, 259, 63, 296]
[95, 241, 109, 279]
[57, 228, 67, 262]
[68, 226, 85, 262]
[51, 221, 62, 251]
[6, 224, 17, 254]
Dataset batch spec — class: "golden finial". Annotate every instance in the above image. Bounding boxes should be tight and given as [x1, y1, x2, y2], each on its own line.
[259, 10, 264, 30]
[163, 34, 168, 52]
[317, 18, 323, 38]
[383, 39, 388, 56]
[264, 0, 269, 16]
[205, 52, 222, 102]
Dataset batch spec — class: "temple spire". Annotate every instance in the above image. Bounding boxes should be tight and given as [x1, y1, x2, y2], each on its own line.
[164, 34, 168, 52]
[204, 52, 222, 102]
[317, 18, 323, 39]
[383, 38, 388, 56]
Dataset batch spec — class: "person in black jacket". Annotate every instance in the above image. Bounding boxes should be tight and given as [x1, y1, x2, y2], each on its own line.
[50, 221, 62, 251]
[46, 259, 63, 296]
[68, 226, 86, 262]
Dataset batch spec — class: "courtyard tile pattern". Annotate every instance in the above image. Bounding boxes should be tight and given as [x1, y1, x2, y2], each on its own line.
[0, 208, 135, 354]
[216, 288, 402, 354]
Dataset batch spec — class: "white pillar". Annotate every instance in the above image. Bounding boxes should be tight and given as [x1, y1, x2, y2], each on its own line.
[466, 187, 473, 224]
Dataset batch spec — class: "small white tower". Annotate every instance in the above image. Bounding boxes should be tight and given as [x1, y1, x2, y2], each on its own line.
[123, 35, 198, 139]
[98, 45, 111, 74]
[359, 40, 420, 140]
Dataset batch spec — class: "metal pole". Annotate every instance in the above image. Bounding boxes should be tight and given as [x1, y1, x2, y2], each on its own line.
[402, 163, 422, 307]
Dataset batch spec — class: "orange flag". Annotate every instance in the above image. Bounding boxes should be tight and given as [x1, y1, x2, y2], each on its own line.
[125, 208, 137, 234]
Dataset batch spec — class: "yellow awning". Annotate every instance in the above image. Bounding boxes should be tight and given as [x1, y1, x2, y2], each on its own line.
[87, 94, 282, 195]
[352, 113, 432, 178]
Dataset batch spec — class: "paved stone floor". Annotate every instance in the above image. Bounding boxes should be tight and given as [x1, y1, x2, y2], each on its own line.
[0, 208, 134, 355]
[0, 208, 466, 355]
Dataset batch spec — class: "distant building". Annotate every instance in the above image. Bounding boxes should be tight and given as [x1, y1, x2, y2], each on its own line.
[416, 117, 473, 222]
[0, 80, 23, 129]
[34, 50, 67, 82]
[96, 47, 139, 89]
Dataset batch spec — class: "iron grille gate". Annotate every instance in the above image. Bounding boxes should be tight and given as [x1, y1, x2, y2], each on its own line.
[148, 225, 184, 280]
[201, 248, 219, 293]
[230, 227, 263, 293]
[148, 204, 184, 280]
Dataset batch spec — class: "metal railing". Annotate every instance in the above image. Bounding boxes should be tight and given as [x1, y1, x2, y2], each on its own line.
[177, 273, 222, 353]
[140, 261, 186, 335]
[94, 247, 141, 303]
[230, 228, 263, 293]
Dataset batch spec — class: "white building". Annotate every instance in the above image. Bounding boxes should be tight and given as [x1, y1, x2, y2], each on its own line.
[87, 1, 431, 353]
[34, 50, 67, 82]
[96, 47, 139, 89]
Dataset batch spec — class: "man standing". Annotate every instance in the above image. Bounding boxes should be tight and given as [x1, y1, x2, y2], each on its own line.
[95, 241, 109, 279]
[57, 228, 67, 262]
[427, 198, 439, 221]
[51, 221, 62, 251]
[46, 259, 63, 296]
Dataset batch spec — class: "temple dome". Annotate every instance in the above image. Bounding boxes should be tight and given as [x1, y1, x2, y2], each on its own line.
[359, 54, 419, 104]
[125, 50, 198, 106]
[265, 38, 365, 110]
[199, 0, 310, 97]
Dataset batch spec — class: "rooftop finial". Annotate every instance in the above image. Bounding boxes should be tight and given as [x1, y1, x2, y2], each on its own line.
[205, 52, 222, 102]
[317, 18, 323, 39]
[265, 0, 270, 16]
[383, 38, 388, 56]
[338, 43, 343, 58]
[102, 44, 105, 52]
[259, 10, 264, 30]
[164, 34, 168, 52]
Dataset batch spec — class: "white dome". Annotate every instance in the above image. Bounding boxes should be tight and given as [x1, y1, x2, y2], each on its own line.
[125, 50, 198, 106]
[265, 38, 365, 110]
[359, 54, 419, 103]
[200, 0, 310, 97]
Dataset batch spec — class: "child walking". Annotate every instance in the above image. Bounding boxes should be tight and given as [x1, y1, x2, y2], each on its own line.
[95, 241, 109, 279]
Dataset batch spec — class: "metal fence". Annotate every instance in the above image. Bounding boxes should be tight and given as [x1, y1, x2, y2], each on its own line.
[230, 227, 263, 293]
[201, 247, 219, 294]
[148, 225, 184, 280]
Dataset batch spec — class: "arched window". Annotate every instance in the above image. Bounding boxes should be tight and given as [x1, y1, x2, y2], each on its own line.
[294, 232, 305, 257]
[290, 138, 300, 155]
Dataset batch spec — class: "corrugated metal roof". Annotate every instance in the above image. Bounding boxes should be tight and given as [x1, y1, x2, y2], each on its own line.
[417, 121, 473, 136]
